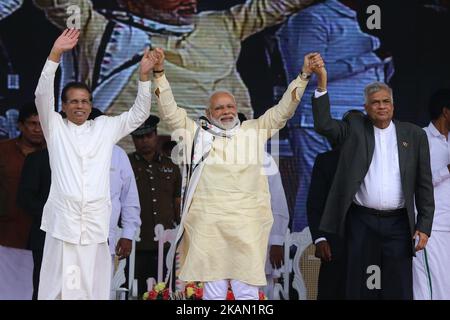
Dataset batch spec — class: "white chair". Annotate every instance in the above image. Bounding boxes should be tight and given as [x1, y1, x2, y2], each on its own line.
[271, 227, 314, 300]
[145, 224, 179, 292]
[110, 227, 140, 300]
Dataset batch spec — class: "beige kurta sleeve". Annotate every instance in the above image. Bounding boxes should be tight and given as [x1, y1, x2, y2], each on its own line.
[153, 74, 197, 137]
[256, 76, 309, 138]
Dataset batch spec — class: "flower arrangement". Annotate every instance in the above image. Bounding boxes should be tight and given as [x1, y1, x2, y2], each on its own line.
[142, 282, 170, 300]
[143, 281, 267, 300]
[184, 282, 203, 300]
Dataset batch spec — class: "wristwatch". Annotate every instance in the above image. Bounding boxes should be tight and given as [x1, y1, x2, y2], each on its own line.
[300, 71, 311, 81]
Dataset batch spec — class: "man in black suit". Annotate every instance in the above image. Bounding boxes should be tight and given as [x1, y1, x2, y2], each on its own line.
[17, 149, 50, 300]
[309, 60, 434, 299]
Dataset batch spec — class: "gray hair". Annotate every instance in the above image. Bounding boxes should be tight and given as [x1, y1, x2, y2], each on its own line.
[207, 90, 237, 110]
[364, 82, 394, 105]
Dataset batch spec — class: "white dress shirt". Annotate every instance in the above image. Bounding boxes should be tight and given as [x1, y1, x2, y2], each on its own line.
[354, 121, 405, 210]
[108, 145, 141, 255]
[264, 153, 289, 246]
[424, 122, 450, 231]
[35, 59, 151, 245]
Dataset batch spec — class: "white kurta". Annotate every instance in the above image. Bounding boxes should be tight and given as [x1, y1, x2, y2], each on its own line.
[155, 73, 307, 286]
[34, 59, 151, 299]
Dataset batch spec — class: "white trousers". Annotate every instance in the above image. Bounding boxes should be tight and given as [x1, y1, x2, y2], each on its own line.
[203, 280, 259, 300]
[38, 234, 111, 300]
[413, 230, 450, 300]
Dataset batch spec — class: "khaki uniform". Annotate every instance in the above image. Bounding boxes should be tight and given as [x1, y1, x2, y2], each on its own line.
[128, 152, 181, 294]
[128, 152, 181, 251]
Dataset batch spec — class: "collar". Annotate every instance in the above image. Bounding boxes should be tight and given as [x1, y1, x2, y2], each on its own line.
[373, 120, 395, 134]
[428, 122, 445, 138]
[324, 0, 357, 19]
[66, 119, 90, 131]
[428, 121, 450, 141]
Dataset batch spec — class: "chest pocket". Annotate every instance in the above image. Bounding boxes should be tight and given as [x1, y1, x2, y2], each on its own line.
[158, 168, 175, 194]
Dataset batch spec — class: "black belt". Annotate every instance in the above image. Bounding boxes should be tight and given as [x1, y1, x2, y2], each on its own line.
[351, 203, 406, 217]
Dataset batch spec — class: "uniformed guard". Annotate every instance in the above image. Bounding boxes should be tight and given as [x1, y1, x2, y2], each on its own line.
[129, 115, 182, 296]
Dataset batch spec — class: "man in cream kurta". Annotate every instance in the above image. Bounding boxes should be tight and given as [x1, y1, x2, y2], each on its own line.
[152, 49, 323, 299]
[34, 29, 157, 300]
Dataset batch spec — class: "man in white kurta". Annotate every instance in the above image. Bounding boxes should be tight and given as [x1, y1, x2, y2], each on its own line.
[34, 29, 156, 300]
[153, 49, 322, 299]
[413, 89, 450, 300]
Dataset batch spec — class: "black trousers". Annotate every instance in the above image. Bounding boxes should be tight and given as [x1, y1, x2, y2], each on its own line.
[345, 204, 413, 300]
[317, 249, 346, 300]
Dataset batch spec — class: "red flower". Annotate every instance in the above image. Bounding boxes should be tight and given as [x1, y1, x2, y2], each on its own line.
[162, 289, 170, 300]
[148, 290, 158, 300]
[194, 287, 203, 299]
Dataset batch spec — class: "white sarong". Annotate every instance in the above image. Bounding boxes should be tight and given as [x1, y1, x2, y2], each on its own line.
[413, 230, 450, 300]
[38, 234, 111, 300]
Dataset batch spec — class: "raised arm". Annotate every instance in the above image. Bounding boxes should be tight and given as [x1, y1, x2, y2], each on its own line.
[257, 53, 322, 136]
[311, 64, 349, 147]
[225, 0, 316, 42]
[35, 29, 79, 138]
[109, 48, 156, 143]
[152, 48, 196, 134]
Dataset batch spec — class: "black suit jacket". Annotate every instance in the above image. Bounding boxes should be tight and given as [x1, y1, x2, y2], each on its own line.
[306, 149, 344, 257]
[17, 149, 51, 251]
[312, 93, 434, 239]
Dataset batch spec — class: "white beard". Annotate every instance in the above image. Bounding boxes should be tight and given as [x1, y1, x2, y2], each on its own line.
[210, 115, 239, 130]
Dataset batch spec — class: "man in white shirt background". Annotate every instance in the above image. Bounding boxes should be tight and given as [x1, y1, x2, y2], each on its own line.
[413, 88, 450, 300]
[34, 29, 158, 300]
